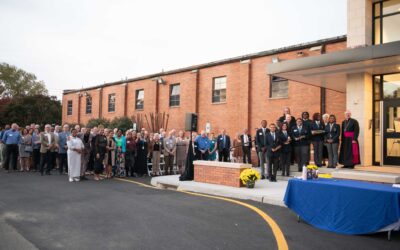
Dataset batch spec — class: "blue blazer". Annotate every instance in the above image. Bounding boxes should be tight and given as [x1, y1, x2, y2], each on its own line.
[325, 123, 340, 144]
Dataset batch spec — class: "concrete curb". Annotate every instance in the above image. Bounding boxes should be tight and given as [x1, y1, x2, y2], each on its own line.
[151, 175, 287, 207]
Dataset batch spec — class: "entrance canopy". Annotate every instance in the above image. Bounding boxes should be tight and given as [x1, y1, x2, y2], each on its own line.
[267, 41, 400, 92]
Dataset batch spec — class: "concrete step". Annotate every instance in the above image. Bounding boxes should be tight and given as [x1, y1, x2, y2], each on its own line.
[332, 170, 400, 184]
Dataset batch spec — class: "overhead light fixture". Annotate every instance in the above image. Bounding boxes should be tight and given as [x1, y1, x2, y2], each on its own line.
[156, 77, 166, 85]
[271, 57, 279, 63]
[398, 66, 400, 70]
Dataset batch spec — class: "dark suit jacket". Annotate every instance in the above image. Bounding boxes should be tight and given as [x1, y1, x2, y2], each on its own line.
[255, 127, 270, 151]
[266, 132, 281, 157]
[240, 134, 252, 149]
[311, 121, 325, 142]
[341, 118, 359, 141]
[217, 135, 231, 151]
[279, 115, 296, 129]
[279, 130, 292, 153]
[325, 123, 340, 143]
[291, 125, 310, 146]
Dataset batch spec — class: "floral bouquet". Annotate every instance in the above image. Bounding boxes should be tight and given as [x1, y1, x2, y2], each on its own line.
[240, 169, 261, 188]
[306, 164, 319, 180]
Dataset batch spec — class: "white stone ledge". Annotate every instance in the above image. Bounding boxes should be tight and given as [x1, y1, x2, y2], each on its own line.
[193, 160, 252, 169]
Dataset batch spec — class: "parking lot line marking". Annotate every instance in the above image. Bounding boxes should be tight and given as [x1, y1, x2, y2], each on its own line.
[113, 177, 289, 250]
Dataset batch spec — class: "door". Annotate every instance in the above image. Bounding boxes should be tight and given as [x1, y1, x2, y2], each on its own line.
[383, 99, 400, 165]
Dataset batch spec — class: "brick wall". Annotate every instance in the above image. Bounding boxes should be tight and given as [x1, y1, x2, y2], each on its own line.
[62, 40, 347, 135]
[194, 162, 249, 187]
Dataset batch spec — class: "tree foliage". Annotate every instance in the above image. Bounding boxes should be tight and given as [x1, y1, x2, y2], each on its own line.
[109, 116, 133, 132]
[0, 62, 48, 98]
[0, 95, 61, 126]
[86, 118, 110, 128]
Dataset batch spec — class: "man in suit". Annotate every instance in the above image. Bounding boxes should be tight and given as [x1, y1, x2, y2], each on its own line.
[163, 129, 177, 175]
[266, 123, 282, 182]
[240, 128, 252, 164]
[255, 120, 270, 179]
[311, 113, 325, 167]
[40, 124, 57, 175]
[291, 118, 310, 172]
[217, 129, 231, 162]
[339, 110, 360, 168]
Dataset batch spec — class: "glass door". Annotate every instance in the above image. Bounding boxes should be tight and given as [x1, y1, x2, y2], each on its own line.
[383, 99, 400, 165]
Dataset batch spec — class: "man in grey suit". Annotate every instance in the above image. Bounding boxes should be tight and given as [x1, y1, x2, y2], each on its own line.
[163, 130, 177, 175]
[40, 124, 57, 175]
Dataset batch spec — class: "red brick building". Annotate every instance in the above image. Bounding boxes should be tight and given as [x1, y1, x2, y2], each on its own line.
[62, 36, 347, 136]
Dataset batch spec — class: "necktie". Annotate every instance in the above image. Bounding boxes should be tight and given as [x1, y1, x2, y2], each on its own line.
[272, 133, 275, 141]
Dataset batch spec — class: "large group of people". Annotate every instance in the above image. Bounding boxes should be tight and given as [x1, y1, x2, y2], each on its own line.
[0, 107, 360, 183]
[191, 108, 360, 182]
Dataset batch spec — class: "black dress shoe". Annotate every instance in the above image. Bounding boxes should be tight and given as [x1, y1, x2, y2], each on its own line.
[80, 176, 88, 181]
[46, 172, 51, 175]
[40, 172, 44, 176]
[261, 175, 265, 180]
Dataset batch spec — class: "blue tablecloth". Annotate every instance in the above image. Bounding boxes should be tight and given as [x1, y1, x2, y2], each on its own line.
[283, 178, 400, 235]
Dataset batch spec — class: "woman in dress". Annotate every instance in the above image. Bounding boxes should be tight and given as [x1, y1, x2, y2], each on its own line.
[125, 131, 137, 177]
[135, 132, 148, 177]
[114, 129, 126, 177]
[176, 130, 188, 174]
[67, 128, 84, 182]
[208, 133, 217, 161]
[104, 130, 115, 178]
[150, 133, 162, 176]
[94, 127, 107, 181]
[232, 133, 243, 163]
[19, 128, 32, 172]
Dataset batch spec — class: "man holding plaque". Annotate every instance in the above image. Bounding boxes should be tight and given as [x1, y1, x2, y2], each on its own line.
[339, 110, 360, 169]
[311, 113, 325, 167]
[291, 118, 310, 172]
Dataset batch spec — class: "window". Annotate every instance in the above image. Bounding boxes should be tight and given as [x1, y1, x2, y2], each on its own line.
[108, 94, 115, 112]
[169, 84, 180, 107]
[373, 0, 400, 44]
[136, 89, 144, 110]
[86, 96, 92, 114]
[270, 76, 288, 98]
[212, 76, 227, 103]
[67, 100, 73, 115]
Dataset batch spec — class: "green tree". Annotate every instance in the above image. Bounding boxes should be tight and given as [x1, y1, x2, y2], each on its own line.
[86, 118, 110, 128]
[110, 116, 133, 132]
[1, 95, 61, 126]
[0, 63, 48, 98]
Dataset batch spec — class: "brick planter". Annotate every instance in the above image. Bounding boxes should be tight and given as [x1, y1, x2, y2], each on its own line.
[194, 160, 252, 188]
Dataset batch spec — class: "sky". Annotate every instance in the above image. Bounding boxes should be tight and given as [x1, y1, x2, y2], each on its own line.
[0, 0, 347, 100]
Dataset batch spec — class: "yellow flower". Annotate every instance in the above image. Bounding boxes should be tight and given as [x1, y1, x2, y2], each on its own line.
[240, 169, 261, 184]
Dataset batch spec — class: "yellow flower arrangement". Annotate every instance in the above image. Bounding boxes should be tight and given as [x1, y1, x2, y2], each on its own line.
[240, 169, 261, 185]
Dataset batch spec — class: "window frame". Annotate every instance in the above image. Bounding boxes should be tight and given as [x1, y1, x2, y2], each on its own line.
[67, 100, 73, 116]
[108, 93, 116, 113]
[85, 96, 92, 114]
[135, 89, 144, 110]
[373, 0, 400, 45]
[169, 83, 180, 107]
[269, 76, 289, 99]
[212, 76, 227, 103]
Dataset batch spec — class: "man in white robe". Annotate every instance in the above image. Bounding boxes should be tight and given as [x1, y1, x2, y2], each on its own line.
[67, 128, 84, 182]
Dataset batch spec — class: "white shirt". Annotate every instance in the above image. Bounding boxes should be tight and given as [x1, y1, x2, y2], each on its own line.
[243, 134, 249, 146]
[45, 132, 51, 144]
